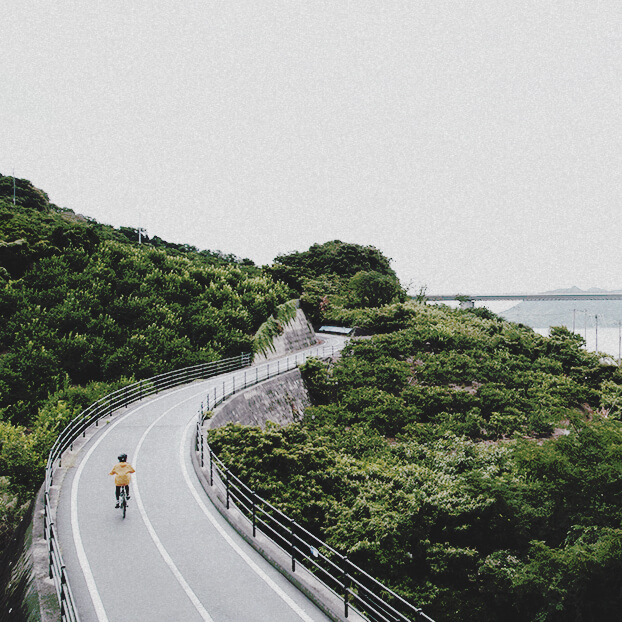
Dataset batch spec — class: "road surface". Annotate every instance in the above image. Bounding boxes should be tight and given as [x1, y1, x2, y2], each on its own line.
[55, 338, 345, 622]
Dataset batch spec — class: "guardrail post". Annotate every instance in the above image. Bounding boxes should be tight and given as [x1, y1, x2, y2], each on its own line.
[43, 493, 49, 539]
[252, 490, 257, 537]
[290, 518, 296, 572]
[342, 555, 350, 618]
[48, 530, 54, 579]
[209, 447, 213, 487]
[233, 376, 236, 394]
[226, 469, 230, 509]
[200, 434, 204, 468]
[60, 565, 68, 620]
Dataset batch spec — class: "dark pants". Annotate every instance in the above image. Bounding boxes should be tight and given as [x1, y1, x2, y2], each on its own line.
[115, 485, 130, 500]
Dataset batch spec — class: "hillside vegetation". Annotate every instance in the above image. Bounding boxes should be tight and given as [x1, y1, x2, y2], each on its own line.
[4, 174, 621, 621]
[0, 175, 291, 548]
[268, 239, 407, 324]
[210, 293, 622, 620]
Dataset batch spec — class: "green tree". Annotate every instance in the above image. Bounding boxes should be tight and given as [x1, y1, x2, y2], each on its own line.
[348, 270, 404, 308]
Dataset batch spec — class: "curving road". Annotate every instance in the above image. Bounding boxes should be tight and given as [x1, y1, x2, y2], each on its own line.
[55, 337, 346, 622]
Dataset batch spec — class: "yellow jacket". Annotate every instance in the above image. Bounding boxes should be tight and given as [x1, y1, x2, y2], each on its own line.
[109, 462, 135, 486]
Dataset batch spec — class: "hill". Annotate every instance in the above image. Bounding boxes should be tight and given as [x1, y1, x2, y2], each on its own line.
[210, 302, 622, 621]
[0, 173, 291, 550]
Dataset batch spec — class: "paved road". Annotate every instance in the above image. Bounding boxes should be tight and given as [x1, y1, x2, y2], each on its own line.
[56, 338, 345, 622]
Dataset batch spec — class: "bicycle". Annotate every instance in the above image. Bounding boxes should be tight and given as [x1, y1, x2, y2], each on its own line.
[119, 486, 128, 519]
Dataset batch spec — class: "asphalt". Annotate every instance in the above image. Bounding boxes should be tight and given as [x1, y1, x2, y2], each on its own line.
[54, 340, 348, 622]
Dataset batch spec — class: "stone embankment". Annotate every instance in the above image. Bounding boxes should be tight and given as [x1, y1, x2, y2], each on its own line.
[254, 307, 317, 363]
[208, 367, 311, 430]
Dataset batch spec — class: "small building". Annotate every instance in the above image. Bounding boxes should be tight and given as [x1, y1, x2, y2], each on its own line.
[317, 326, 355, 336]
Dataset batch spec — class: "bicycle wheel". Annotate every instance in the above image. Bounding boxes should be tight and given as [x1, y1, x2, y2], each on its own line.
[121, 489, 127, 519]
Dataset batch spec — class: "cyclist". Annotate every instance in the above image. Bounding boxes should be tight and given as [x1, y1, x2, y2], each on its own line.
[109, 453, 135, 508]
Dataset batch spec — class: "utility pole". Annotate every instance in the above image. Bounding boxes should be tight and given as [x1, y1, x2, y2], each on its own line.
[572, 308, 576, 332]
[595, 314, 598, 353]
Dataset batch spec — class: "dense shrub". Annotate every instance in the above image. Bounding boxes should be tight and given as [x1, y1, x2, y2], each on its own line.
[211, 302, 622, 621]
[0, 174, 290, 552]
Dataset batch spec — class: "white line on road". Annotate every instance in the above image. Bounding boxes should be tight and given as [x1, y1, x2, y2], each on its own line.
[71, 385, 210, 622]
[180, 418, 318, 622]
[132, 391, 215, 622]
[71, 418, 118, 622]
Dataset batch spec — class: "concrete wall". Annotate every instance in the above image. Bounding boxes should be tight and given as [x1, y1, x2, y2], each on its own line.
[0, 486, 59, 622]
[207, 367, 310, 430]
[254, 308, 317, 364]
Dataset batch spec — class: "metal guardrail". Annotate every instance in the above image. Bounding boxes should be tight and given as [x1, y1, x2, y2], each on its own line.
[194, 346, 436, 622]
[42, 342, 435, 622]
[43, 353, 252, 622]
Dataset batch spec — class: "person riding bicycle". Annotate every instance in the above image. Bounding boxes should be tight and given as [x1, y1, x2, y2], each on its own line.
[109, 453, 135, 508]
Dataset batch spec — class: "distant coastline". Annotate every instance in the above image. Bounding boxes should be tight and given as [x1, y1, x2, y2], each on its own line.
[500, 287, 622, 329]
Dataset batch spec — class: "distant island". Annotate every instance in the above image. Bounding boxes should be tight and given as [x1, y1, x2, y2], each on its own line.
[500, 287, 622, 328]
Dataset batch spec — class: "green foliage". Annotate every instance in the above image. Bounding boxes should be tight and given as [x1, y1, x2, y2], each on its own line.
[348, 270, 405, 308]
[0, 476, 30, 558]
[0, 174, 291, 539]
[300, 358, 338, 405]
[253, 299, 299, 357]
[0, 219, 289, 424]
[272, 240, 397, 286]
[212, 301, 622, 621]
[271, 241, 405, 323]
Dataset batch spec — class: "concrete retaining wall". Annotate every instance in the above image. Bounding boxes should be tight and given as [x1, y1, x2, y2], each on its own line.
[254, 308, 317, 364]
[207, 367, 310, 430]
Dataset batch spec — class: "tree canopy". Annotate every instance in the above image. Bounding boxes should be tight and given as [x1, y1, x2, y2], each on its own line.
[210, 302, 622, 621]
[0, 174, 289, 551]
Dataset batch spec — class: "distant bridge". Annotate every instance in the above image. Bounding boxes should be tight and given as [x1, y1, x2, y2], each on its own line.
[426, 293, 622, 308]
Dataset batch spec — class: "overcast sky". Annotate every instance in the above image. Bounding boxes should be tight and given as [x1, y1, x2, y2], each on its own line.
[2, 2, 621, 294]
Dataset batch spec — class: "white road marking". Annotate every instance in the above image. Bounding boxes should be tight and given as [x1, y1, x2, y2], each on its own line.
[70, 386, 209, 622]
[180, 418, 318, 622]
[71, 413, 124, 622]
[70, 353, 341, 622]
[132, 391, 215, 622]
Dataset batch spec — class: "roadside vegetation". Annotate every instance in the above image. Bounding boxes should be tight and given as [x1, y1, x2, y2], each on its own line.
[4, 174, 621, 620]
[210, 267, 622, 621]
[0, 174, 291, 552]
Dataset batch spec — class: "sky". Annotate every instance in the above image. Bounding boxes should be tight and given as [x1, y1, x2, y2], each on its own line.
[2, 1, 621, 295]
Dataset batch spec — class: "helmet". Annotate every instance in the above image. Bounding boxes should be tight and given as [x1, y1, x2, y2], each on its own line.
[118, 453, 127, 462]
